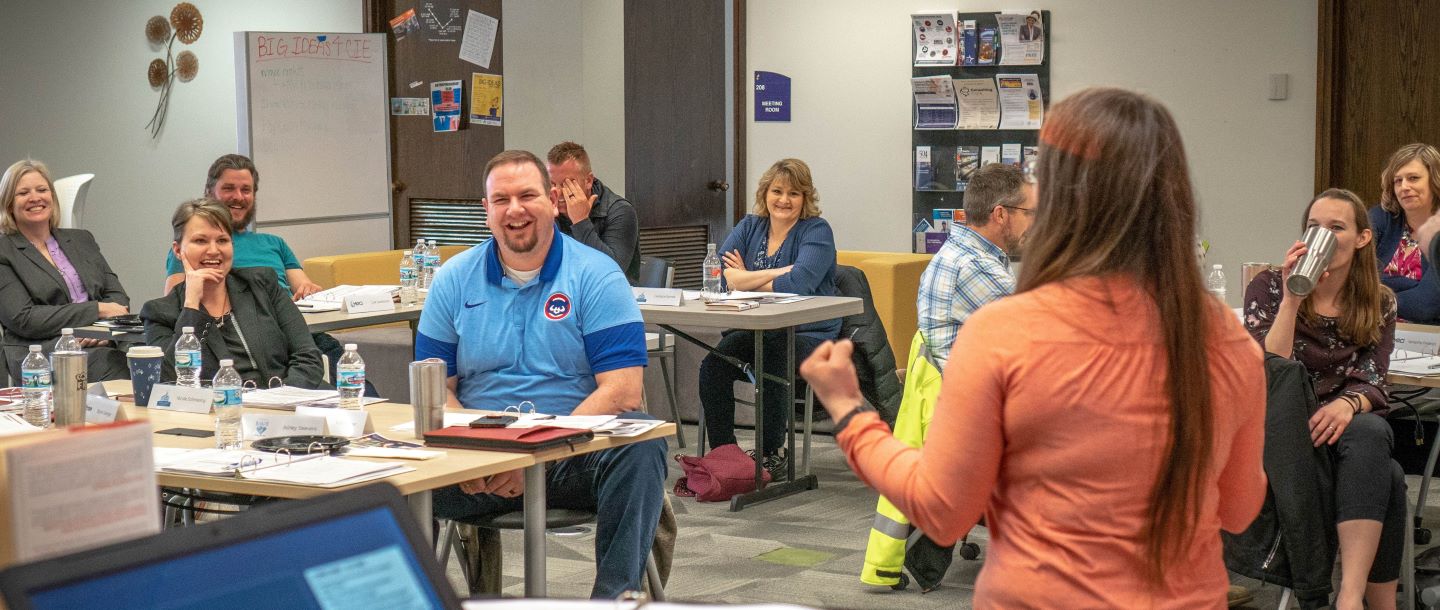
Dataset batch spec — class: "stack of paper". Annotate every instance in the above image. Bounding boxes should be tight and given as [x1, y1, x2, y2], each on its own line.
[237, 456, 412, 487]
[0, 413, 42, 437]
[242, 386, 341, 410]
[1389, 350, 1440, 377]
[153, 448, 323, 476]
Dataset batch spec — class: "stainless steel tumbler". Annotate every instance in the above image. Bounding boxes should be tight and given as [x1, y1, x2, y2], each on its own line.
[51, 351, 88, 427]
[409, 358, 447, 440]
[1285, 226, 1338, 297]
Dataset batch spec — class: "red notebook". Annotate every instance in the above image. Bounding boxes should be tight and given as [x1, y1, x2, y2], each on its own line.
[423, 425, 595, 452]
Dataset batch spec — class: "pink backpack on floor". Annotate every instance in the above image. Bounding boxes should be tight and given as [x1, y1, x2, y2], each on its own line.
[673, 443, 771, 502]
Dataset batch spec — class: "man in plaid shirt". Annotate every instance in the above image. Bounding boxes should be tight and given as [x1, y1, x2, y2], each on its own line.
[917, 163, 1036, 368]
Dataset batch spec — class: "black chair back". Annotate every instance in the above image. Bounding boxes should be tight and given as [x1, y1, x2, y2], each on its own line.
[636, 256, 675, 288]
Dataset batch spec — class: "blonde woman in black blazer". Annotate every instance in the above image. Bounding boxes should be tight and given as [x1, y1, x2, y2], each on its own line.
[0, 160, 130, 382]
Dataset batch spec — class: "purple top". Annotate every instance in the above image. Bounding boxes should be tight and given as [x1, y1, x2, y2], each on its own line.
[43, 235, 90, 304]
[1243, 268, 1394, 413]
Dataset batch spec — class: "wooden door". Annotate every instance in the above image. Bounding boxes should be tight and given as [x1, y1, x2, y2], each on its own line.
[1316, 0, 1440, 200]
[624, 0, 745, 287]
[364, 0, 504, 247]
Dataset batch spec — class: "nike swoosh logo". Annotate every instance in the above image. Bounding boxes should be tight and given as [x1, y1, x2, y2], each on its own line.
[464, 301, 483, 309]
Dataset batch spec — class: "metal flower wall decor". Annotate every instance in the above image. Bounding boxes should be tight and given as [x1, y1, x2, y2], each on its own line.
[144, 3, 204, 138]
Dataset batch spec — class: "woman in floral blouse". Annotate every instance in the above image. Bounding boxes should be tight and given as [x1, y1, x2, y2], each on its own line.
[1369, 143, 1440, 323]
[1245, 188, 1402, 610]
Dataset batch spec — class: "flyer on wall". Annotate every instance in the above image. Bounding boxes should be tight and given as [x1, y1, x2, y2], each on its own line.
[996, 74, 1044, 129]
[470, 73, 503, 126]
[996, 11, 1045, 65]
[953, 77, 1000, 129]
[431, 80, 463, 132]
[912, 12, 959, 67]
[912, 76, 958, 129]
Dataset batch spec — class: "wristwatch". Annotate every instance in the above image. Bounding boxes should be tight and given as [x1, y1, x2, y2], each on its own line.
[834, 404, 877, 433]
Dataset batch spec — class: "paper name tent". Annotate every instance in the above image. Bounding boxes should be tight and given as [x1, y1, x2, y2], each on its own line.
[0, 421, 160, 569]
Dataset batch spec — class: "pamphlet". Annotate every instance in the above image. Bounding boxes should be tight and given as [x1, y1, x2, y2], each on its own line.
[912, 76, 958, 129]
[912, 12, 960, 66]
[955, 146, 981, 189]
[980, 146, 1001, 167]
[976, 27, 998, 65]
[996, 74, 1044, 130]
[953, 78, 1000, 129]
[1002, 143, 1022, 166]
[997, 11, 1045, 65]
[960, 20, 978, 65]
[914, 146, 934, 190]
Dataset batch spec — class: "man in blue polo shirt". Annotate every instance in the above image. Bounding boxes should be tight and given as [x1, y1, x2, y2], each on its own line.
[416, 149, 665, 599]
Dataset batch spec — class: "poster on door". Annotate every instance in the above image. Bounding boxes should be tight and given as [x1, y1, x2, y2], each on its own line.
[470, 73, 502, 126]
[431, 79, 462, 132]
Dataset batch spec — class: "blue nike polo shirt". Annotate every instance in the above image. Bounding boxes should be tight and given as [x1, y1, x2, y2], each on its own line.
[415, 227, 647, 415]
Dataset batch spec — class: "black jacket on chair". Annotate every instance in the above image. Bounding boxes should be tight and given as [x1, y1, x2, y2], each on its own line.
[1223, 353, 1336, 610]
[833, 265, 902, 425]
[140, 267, 324, 389]
[0, 230, 130, 381]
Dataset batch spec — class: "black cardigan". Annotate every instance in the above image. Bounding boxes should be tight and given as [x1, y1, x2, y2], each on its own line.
[140, 267, 324, 389]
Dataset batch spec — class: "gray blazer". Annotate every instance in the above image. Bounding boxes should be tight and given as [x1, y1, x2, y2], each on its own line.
[140, 267, 325, 389]
[0, 230, 129, 377]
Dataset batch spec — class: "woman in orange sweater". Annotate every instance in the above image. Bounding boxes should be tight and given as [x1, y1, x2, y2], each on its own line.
[802, 87, 1268, 608]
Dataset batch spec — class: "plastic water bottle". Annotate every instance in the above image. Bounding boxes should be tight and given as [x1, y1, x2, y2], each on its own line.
[701, 243, 723, 299]
[336, 343, 365, 410]
[212, 359, 243, 450]
[1207, 264, 1228, 302]
[53, 328, 81, 353]
[174, 326, 202, 388]
[425, 239, 441, 287]
[20, 345, 51, 429]
[399, 250, 418, 306]
[413, 238, 430, 290]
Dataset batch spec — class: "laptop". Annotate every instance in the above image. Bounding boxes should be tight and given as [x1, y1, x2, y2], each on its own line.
[0, 482, 461, 610]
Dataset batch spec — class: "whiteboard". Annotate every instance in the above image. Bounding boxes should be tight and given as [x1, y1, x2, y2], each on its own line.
[235, 32, 391, 228]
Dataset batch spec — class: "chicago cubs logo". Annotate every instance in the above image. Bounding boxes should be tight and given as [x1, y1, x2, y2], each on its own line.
[544, 292, 572, 320]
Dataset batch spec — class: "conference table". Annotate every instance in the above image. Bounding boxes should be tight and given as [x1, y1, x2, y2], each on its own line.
[75, 303, 425, 342]
[638, 295, 862, 512]
[106, 382, 673, 598]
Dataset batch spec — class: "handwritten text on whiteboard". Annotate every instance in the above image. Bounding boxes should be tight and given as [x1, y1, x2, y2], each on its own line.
[255, 35, 375, 63]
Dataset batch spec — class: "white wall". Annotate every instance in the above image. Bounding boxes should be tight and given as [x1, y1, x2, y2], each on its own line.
[0, 0, 360, 304]
[503, 0, 626, 190]
[745, 1, 1318, 296]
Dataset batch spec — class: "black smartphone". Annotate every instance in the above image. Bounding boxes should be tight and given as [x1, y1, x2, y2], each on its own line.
[469, 415, 517, 428]
[155, 427, 215, 438]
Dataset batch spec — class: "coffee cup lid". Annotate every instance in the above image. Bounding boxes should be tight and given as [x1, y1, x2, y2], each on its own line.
[127, 346, 164, 358]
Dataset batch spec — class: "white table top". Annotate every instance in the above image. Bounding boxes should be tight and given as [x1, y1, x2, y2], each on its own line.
[638, 296, 862, 330]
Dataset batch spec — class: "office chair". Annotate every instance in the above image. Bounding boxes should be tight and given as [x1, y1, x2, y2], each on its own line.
[52, 173, 95, 229]
[637, 256, 684, 447]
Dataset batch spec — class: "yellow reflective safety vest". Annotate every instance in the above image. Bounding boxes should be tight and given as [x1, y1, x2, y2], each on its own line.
[860, 331, 944, 586]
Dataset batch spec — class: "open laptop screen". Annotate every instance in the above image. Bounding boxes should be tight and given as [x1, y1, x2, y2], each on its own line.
[18, 504, 450, 610]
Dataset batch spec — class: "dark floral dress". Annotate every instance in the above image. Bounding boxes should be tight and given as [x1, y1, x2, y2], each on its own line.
[1243, 269, 1395, 413]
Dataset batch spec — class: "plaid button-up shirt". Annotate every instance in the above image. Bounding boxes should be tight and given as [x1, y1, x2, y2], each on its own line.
[916, 223, 1015, 369]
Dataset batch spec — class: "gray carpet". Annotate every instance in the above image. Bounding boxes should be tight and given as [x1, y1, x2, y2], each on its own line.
[443, 424, 1440, 609]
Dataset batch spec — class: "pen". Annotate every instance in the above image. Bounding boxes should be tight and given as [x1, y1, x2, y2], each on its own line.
[848, 328, 860, 341]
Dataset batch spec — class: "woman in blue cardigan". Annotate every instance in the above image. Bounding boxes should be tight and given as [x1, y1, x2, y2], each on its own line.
[698, 158, 840, 476]
[1369, 143, 1440, 323]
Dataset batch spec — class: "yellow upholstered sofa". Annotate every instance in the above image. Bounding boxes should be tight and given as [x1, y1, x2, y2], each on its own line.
[836, 250, 932, 365]
[303, 245, 471, 288]
[302, 245, 931, 365]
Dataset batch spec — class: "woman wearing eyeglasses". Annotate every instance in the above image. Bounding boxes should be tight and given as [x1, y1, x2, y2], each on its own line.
[801, 88, 1267, 607]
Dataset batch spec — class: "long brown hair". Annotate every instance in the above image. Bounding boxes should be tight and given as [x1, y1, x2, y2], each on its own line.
[1298, 189, 1389, 346]
[1017, 87, 1211, 583]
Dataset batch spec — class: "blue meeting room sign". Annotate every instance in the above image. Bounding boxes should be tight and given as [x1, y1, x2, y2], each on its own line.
[754, 71, 791, 122]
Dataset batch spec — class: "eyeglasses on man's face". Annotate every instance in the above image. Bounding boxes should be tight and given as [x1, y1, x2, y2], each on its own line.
[1000, 205, 1036, 216]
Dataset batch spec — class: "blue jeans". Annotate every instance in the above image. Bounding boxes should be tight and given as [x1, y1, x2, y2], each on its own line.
[432, 411, 668, 599]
